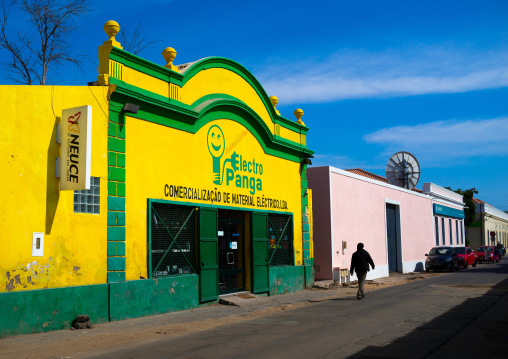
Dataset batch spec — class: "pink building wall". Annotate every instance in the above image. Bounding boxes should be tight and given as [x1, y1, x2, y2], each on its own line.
[309, 167, 434, 281]
[307, 167, 333, 280]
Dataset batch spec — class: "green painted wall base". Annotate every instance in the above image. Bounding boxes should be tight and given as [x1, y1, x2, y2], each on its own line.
[1, 268, 312, 338]
[0, 276, 200, 338]
[269, 266, 305, 296]
[109, 275, 199, 321]
[0, 284, 109, 338]
[304, 265, 314, 288]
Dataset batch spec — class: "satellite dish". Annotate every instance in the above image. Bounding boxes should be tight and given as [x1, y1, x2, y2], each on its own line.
[386, 151, 420, 190]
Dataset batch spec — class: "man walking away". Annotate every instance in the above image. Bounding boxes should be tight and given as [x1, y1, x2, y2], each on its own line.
[350, 243, 375, 300]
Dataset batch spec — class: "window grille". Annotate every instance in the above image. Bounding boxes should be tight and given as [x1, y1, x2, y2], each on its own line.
[150, 203, 196, 277]
[73, 177, 100, 214]
[268, 213, 293, 266]
[456, 220, 459, 245]
[449, 219, 452, 245]
[441, 218, 445, 246]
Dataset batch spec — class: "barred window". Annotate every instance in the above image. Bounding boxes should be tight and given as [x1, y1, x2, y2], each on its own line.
[441, 218, 445, 245]
[456, 220, 459, 245]
[449, 219, 453, 245]
[74, 177, 100, 214]
[150, 203, 196, 277]
[461, 222, 464, 244]
[268, 213, 293, 266]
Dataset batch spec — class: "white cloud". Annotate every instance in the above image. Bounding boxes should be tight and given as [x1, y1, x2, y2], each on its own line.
[363, 118, 508, 165]
[255, 47, 508, 105]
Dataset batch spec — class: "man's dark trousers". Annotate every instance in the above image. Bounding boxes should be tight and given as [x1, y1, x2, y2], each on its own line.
[357, 272, 367, 299]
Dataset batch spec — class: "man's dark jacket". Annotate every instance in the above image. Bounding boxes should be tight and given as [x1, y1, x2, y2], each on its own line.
[350, 249, 375, 273]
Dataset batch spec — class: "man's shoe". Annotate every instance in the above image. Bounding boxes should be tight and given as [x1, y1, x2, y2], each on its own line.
[357, 296, 363, 300]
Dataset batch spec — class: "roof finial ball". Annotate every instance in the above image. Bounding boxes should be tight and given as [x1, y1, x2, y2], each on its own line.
[294, 108, 305, 126]
[270, 96, 281, 115]
[104, 20, 120, 42]
[162, 47, 178, 71]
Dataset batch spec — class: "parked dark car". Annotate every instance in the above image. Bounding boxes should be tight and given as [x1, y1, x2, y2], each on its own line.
[456, 246, 476, 268]
[425, 246, 460, 272]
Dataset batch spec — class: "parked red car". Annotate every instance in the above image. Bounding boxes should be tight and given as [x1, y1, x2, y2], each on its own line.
[456, 247, 476, 268]
[475, 246, 500, 264]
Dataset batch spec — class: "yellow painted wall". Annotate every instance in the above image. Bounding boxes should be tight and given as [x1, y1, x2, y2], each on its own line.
[0, 85, 109, 292]
[180, 68, 273, 127]
[279, 125, 302, 144]
[178, 67, 303, 144]
[112, 56, 303, 145]
[118, 62, 169, 99]
[125, 117, 303, 280]
[484, 217, 508, 247]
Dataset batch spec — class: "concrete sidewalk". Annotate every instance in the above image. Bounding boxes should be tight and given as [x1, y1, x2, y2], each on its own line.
[220, 272, 429, 306]
[0, 272, 431, 359]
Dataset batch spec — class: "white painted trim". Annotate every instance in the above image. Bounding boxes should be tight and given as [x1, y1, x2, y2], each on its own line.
[350, 264, 389, 281]
[433, 215, 438, 246]
[422, 182, 464, 206]
[402, 259, 426, 273]
[328, 167, 334, 271]
[431, 196, 465, 208]
[397, 203, 403, 271]
[384, 202, 389, 271]
[349, 261, 425, 281]
[326, 166, 431, 199]
[483, 203, 508, 221]
[384, 200, 403, 273]
[462, 220, 466, 245]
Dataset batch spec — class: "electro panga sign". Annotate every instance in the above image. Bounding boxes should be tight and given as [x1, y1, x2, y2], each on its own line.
[207, 125, 263, 194]
[164, 123, 289, 210]
[60, 105, 92, 191]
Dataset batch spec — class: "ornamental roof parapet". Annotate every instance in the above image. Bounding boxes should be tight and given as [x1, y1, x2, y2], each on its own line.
[422, 183, 464, 206]
[480, 203, 508, 222]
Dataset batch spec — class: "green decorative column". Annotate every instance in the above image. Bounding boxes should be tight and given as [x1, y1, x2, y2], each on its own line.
[301, 163, 312, 266]
[301, 163, 314, 288]
[107, 108, 126, 282]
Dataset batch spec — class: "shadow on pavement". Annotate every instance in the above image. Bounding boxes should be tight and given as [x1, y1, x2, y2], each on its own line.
[344, 275, 508, 359]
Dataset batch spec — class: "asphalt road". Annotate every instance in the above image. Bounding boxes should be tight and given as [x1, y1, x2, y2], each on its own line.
[81, 260, 508, 359]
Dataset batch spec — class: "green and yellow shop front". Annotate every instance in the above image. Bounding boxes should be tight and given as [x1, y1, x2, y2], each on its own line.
[0, 22, 314, 337]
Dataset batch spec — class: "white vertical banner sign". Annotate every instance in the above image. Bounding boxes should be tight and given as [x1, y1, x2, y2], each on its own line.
[60, 105, 92, 190]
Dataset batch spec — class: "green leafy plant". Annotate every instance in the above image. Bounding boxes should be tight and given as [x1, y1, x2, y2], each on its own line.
[445, 187, 478, 226]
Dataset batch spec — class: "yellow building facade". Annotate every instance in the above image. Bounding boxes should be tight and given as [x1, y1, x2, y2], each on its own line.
[0, 21, 314, 337]
[466, 202, 508, 250]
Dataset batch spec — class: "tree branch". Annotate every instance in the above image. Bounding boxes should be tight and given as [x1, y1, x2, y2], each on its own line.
[1, 0, 93, 84]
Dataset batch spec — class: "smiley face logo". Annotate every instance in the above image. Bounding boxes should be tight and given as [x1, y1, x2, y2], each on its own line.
[207, 125, 225, 158]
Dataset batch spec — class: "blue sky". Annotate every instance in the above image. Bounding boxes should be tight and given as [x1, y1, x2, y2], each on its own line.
[2, 0, 507, 211]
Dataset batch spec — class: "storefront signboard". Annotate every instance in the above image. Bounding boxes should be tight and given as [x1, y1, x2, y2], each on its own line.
[60, 105, 92, 190]
[159, 121, 294, 212]
[433, 204, 465, 219]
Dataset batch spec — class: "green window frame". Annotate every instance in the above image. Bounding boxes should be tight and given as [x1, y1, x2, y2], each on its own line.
[149, 202, 197, 278]
[268, 213, 293, 266]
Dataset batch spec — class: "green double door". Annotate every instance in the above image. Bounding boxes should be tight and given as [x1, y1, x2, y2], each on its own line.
[218, 213, 245, 295]
[199, 209, 269, 302]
